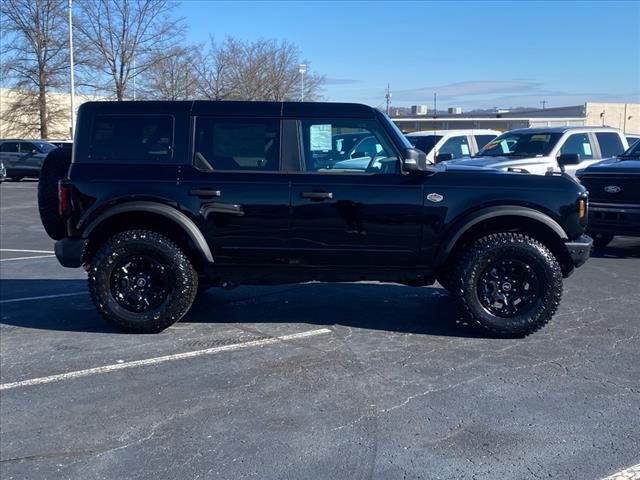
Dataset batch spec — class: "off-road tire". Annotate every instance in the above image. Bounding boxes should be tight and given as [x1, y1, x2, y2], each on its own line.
[88, 230, 198, 333]
[592, 233, 613, 249]
[38, 147, 72, 240]
[452, 232, 563, 338]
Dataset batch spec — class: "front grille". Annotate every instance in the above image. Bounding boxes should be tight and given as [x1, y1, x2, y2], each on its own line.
[579, 174, 640, 204]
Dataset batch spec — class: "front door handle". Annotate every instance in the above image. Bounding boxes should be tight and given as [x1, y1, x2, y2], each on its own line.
[189, 189, 221, 197]
[301, 191, 333, 200]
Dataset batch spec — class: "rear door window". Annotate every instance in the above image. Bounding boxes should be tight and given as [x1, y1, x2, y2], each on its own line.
[474, 134, 497, 151]
[559, 133, 594, 160]
[20, 142, 37, 153]
[194, 118, 280, 171]
[595, 132, 624, 158]
[88, 114, 174, 163]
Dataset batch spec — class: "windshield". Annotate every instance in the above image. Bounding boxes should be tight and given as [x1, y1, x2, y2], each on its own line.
[620, 139, 640, 158]
[406, 135, 442, 155]
[478, 131, 562, 158]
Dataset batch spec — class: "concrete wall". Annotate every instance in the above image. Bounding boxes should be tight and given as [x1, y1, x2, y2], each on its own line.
[585, 102, 640, 134]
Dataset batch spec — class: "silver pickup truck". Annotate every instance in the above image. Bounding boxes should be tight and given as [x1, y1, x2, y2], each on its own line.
[448, 126, 629, 176]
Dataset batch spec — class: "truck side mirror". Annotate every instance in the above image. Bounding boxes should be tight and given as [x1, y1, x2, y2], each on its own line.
[557, 153, 581, 166]
[402, 148, 427, 172]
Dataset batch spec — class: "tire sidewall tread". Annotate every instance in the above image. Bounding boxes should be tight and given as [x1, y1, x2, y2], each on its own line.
[88, 230, 198, 333]
[452, 232, 563, 338]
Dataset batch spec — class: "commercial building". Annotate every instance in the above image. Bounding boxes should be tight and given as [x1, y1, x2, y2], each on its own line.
[0, 88, 104, 140]
[392, 102, 640, 134]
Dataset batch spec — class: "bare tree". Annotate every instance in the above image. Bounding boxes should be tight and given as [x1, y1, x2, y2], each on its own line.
[139, 47, 196, 100]
[192, 36, 324, 102]
[0, 0, 69, 138]
[75, 0, 183, 100]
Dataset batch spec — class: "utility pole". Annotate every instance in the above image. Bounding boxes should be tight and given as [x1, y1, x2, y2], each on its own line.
[433, 92, 437, 118]
[68, 0, 76, 138]
[133, 57, 136, 100]
[540, 100, 547, 110]
[385, 84, 391, 115]
[299, 64, 307, 102]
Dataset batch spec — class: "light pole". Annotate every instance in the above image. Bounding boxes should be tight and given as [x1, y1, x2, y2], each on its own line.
[68, 0, 76, 139]
[299, 64, 307, 102]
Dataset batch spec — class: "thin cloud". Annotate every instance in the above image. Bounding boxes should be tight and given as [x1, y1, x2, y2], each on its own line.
[323, 78, 363, 86]
[394, 80, 544, 101]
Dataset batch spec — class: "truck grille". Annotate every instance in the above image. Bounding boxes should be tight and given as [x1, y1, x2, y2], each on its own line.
[579, 174, 640, 204]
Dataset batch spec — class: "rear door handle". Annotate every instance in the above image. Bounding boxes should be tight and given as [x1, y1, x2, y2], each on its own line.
[301, 191, 333, 200]
[189, 189, 221, 197]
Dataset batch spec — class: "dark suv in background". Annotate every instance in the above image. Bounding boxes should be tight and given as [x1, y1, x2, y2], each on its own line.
[0, 139, 57, 181]
[577, 139, 640, 248]
[39, 101, 592, 337]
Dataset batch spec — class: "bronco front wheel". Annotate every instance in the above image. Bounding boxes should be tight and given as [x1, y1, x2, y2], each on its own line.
[453, 232, 563, 337]
[88, 230, 198, 333]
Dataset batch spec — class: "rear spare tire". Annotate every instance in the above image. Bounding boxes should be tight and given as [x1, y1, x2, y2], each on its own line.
[38, 147, 72, 240]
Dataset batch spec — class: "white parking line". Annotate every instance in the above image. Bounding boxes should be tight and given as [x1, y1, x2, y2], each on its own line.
[1, 249, 54, 254]
[0, 291, 87, 304]
[601, 463, 640, 480]
[0, 254, 56, 262]
[0, 328, 332, 391]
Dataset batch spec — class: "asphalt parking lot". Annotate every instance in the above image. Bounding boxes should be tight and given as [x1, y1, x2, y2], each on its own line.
[1, 180, 639, 480]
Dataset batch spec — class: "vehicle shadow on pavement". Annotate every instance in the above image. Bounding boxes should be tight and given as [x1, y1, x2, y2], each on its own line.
[0, 279, 486, 338]
[189, 282, 486, 338]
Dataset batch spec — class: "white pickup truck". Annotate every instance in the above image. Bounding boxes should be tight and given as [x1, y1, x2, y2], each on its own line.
[405, 129, 500, 163]
[448, 126, 629, 176]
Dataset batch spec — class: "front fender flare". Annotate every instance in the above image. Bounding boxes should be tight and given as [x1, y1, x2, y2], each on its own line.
[82, 201, 214, 263]
[434, 206, 568, 267]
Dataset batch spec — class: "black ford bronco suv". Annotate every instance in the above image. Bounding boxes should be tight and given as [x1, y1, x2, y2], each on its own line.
[38, 101, 592, 336]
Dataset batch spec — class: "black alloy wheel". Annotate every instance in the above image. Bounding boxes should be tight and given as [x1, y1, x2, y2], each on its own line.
[110, 255, 170, 313]
[477, 258, 541, 318]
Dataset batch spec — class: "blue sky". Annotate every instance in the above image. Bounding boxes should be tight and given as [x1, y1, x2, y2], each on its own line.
[179, 0, 640, 110]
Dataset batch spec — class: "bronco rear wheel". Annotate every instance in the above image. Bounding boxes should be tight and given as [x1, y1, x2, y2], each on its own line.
[453, 232, 562, 337]
[88, 230, 198, 333]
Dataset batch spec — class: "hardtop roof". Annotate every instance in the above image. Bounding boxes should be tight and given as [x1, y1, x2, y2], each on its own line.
[79, 100, 378, 118]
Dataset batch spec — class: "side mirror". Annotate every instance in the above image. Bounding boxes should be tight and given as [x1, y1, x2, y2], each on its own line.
[402, 148, 427, 172]
[557, 153, 581, 166]
[435, 153, 454, 163]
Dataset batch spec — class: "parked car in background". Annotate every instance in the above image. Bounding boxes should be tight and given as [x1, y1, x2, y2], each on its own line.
[405, 129, 500, 163]
[0, 160, 6, 183]
[0, 139, 57, 181]
[576, 140, 640, 248]
[48, 140, 73, 150]
[625, 134, 640, 149]
[448, 127, 629, 176]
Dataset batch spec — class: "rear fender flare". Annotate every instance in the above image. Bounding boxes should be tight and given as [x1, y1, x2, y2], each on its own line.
[82, 201, 214, 263]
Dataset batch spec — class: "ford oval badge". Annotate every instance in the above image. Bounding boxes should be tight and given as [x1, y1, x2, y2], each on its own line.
[604, 185, 621, 193]
[427, 193, 444, 203]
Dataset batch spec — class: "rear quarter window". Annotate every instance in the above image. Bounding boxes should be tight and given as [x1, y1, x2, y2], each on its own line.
[595, 132, 625, 158]
[87, 114, 174, 163]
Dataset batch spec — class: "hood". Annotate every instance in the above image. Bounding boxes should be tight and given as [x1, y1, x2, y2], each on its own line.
[579, 156, 640, 175]
[441, 162, 506, 173]
[447, 156, 511, 168]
